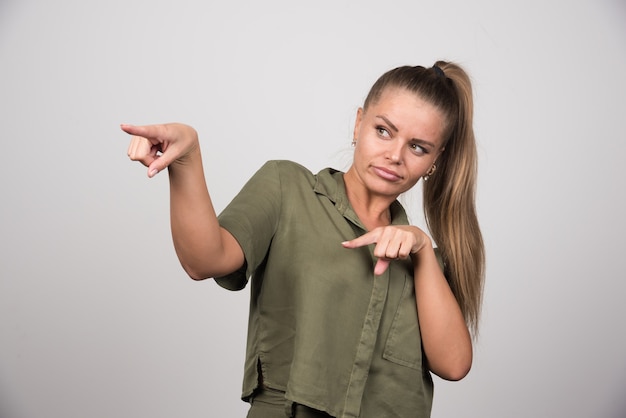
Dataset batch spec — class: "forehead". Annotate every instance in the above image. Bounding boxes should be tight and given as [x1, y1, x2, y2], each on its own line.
[367, 88, 446, 146]
[370, 87, 437, 112]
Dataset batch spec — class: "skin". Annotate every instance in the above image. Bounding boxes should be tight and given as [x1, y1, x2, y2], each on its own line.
[122, 86, 472, 381]
[341, 88, 472, 380]
[343, 87, 446, 269]
[123, 123, 245, 279]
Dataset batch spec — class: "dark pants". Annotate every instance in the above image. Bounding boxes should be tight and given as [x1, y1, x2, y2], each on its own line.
[247, 388, 334, 418]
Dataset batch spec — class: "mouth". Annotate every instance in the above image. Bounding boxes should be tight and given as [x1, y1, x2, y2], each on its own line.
[372, 166, 403, 182]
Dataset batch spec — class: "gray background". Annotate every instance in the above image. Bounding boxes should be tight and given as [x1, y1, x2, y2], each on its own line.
[1, 0, 625, 417]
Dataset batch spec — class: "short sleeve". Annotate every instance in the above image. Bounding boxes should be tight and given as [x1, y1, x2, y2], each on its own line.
[214, 161, 282, 290]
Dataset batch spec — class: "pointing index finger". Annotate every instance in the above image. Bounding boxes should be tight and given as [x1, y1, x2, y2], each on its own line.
[341, 230, 379, 249]
[120, 123, 169, 141]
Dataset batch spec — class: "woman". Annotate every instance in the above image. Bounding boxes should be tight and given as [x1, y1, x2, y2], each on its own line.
[123, 61, 485, 418]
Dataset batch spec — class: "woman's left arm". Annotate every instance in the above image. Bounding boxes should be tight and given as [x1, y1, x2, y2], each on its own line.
[342, 226, 472, 381]
[411, 239, 472, 381]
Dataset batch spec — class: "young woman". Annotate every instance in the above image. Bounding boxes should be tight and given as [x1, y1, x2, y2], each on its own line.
[123, 61, 485, 418]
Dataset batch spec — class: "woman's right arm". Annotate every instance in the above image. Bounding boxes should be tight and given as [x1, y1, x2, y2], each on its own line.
[122, 123, 244, 280]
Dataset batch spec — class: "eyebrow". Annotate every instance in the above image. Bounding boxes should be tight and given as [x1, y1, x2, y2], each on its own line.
[377, 115, 399, 133]
[375, 115, 437, 149]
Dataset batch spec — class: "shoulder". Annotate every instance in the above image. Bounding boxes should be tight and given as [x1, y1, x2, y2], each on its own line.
[262, 160, 312, 174]
[257, 160, 316, 184]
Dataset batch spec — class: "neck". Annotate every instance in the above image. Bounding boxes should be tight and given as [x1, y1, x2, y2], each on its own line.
[344, 169, 396, 230]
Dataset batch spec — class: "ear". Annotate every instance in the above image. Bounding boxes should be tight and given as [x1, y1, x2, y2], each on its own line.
[353, 107, 364, 141]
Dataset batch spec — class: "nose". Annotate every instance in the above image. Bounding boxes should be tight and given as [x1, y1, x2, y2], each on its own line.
[386, 140, 404, 164]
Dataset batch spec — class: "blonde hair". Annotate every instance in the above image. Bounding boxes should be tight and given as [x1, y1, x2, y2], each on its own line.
[363, 61, 486, 336]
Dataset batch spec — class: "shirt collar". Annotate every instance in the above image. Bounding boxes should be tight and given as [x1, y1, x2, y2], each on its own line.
[313, 168, 409, 227]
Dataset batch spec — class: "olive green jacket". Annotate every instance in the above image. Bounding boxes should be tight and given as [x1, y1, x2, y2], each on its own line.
[217, 160, 433, 418]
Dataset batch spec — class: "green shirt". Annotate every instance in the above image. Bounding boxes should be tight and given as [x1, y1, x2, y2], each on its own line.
[217, 160, 433, 418]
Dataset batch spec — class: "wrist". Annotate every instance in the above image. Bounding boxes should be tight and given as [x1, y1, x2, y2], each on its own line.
[416, 231, 433, 253]
[169, 143, 201, 170]
[410, 232, 433, 262]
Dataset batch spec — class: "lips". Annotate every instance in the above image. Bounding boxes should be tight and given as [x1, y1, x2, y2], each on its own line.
[372, 166, 403, 182]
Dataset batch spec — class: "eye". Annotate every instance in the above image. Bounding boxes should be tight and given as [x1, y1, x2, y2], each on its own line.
[376, 126, 391, 139]
[409, 143, 428, 156]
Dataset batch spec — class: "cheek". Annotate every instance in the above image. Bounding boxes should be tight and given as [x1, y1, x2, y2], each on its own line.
[406, 160, 431, 179]
[353, 140, 376, 162]
[351, 145, 367, 169]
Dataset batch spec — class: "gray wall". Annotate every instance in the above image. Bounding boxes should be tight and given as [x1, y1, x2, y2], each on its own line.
[1, 0, 625, 417]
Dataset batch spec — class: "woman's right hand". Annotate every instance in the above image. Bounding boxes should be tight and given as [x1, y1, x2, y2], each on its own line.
[121, 123, 199, 178]
[122, 122, 244, 279]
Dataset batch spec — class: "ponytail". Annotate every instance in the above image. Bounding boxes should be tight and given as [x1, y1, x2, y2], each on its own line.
[423, 61, 485, 336]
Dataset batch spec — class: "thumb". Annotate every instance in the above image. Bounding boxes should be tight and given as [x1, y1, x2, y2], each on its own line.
[145, 144, 180, 178]
[147, 162, 161, 178]
[146, 155, 172, 178]
[374, 258, 391, 276]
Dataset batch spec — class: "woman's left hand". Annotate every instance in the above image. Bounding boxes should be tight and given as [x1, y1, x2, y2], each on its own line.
[342, 226, 431, 275]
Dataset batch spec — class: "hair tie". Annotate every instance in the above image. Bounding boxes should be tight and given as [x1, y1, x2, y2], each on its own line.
[433, 65, 445, 77]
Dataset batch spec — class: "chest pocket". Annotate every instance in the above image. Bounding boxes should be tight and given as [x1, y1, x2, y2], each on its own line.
[382, 275, 424, 370]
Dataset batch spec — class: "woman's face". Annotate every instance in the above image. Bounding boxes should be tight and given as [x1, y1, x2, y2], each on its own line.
[350, 87, 446, 198]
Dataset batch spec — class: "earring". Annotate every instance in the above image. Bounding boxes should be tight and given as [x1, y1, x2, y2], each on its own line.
[423, 163, 437, 181]
[351, 139, 356, 147]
